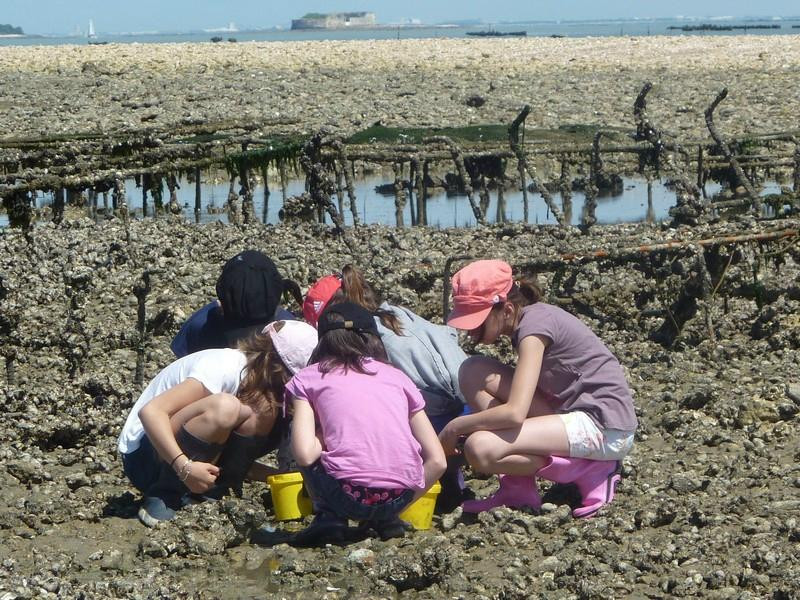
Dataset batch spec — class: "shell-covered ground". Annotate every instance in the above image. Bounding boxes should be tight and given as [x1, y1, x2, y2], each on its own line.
[2, 36, 800, 139]
[1, 214, 799, 599]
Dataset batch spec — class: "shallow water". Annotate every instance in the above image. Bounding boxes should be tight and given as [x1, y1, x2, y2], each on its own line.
[3, 18, 800, 47]
[0, 173, 783, 229]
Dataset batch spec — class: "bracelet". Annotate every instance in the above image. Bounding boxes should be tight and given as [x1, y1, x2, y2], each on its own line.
[178, 460, 193, 483]
[169, 452, 186, 468]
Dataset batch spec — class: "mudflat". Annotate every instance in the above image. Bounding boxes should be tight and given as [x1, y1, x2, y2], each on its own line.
[1, 216, 799, 598]
[1, 35, 799, 599]
[1, 36, 799, 138]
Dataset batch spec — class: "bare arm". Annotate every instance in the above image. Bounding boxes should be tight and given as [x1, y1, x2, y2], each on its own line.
[290, 397, 322, 467]
[439, 335, 547, 454]
[138, 378, 221, 492]
[409, 409, 447, 501]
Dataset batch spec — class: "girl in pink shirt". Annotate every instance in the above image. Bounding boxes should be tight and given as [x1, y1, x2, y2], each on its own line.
[287, 301, 446, 546]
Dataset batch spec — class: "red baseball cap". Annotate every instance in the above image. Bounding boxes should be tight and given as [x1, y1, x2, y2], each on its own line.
[303, 275, 342, 328]
[447, 260, 513, 330]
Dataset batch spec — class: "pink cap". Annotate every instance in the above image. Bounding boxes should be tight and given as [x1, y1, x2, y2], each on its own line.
[262, 320, 318, 374]
[447, 259, 513, 330]
[303, 275, 342, 328]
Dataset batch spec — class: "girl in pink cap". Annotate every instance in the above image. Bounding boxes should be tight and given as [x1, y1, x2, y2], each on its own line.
[118, 320, 318, 527]
[441, 259, 637, 518]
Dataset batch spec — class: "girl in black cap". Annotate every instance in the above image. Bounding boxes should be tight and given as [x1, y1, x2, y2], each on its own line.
[286, 302, 446, 546]
[171, 250, 304, 357]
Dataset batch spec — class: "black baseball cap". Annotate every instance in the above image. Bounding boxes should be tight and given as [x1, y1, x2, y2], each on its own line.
[215, 250, 284, 345]
[317, 301, 378, 338]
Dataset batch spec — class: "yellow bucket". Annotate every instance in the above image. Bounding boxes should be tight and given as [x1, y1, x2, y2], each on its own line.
[267, 472, 313, 521]
[399, 482, 441, 530]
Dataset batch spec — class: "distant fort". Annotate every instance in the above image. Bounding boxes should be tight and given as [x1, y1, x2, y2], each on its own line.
[291, 12, 376, 30]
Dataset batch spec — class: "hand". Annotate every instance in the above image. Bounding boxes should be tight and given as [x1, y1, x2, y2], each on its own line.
[438, 423, 462, 457]
[180, 460, 220, 494]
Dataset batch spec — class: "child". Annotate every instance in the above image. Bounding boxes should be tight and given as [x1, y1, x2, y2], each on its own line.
[287, 302, 446, 545]
[119, 320, 318, 527]
[440, 259, 637, 518]
[171, 250, 303, 358]
[303, 265, 469, 512]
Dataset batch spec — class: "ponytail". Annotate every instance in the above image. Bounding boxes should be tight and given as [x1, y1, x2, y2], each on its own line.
[339, 264, 404, 335]
[507, 276, 543, 307]
[282, 278, 304, 311]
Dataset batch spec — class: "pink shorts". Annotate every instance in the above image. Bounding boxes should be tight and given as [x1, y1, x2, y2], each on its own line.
[559, 411, 634, 461]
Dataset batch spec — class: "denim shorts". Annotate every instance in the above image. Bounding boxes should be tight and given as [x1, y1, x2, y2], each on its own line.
[121, 435, 161, 493]
[559, 411, 634, 461]
[300, 460, 414, 523]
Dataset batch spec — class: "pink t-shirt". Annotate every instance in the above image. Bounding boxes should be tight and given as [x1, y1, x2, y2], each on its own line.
[285, 358, 426, 490]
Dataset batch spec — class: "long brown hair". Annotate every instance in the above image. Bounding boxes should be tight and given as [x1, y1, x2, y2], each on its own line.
[236, 323, 292, 416]
[337, 264, 403, 335]
[309, 312, 389, 375]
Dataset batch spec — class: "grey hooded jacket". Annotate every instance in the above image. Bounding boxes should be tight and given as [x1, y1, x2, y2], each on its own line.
[375, 302, 467, 417]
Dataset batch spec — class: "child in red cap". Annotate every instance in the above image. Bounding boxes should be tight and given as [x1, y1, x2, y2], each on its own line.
[443, 259, 637, 518]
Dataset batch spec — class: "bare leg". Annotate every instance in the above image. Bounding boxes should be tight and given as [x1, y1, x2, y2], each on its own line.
[458, 355, 554, 417]
[463, 415, 570, 476]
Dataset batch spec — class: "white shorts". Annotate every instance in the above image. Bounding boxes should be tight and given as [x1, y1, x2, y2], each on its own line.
[559, 411, 634, 461]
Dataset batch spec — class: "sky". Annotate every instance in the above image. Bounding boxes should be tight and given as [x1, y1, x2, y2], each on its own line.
[3, 1, 798, 35]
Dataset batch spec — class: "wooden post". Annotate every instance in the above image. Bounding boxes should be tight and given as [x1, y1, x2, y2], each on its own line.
[194, 166, 202, 222]
[88, 188, 97, 222]
[421, 160, 429, 226]
[334, 165, 345, 217]
[559, 158, 572, 224]
[261, 165, 270, 224]
[166, 173, 181, 216]
[697, 145, 706, 199]
[226, 174, 241, 226]
[519, 156, 529, 224]
[412, 157, 424, 226]
[53, 187, 65, 224]
[423, 136, 485, 225]
[336, 147, 360, 226]
[704, 88, 761, 215]
[496, 178, 507, 223]
[508, 106, 564, 226]
[407, 161, 417, 227]
[239, 143, 255, 224]
[393, 162, 406, 227]
[582, 137, 601, 229]
[478, 175, 490, 216]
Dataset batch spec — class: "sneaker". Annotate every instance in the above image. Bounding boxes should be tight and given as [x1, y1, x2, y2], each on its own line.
[138, 496, 177, 527]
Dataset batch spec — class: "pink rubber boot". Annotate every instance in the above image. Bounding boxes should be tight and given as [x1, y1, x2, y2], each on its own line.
[536, 456, 621, 518]
[461, 475, 542, 513]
